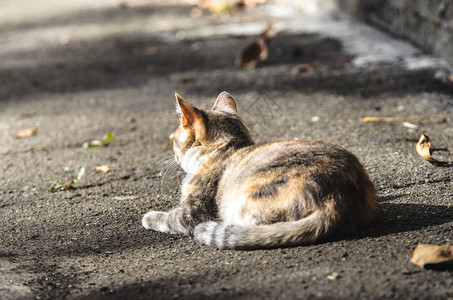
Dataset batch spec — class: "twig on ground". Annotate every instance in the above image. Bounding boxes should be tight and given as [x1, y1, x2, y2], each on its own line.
[363, 114, 453, 123]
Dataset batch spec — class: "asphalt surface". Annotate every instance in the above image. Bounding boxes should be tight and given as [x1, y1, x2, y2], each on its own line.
[1, 1, 452, 299]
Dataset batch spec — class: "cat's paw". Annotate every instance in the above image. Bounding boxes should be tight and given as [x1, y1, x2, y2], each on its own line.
[141, 211, 170, 233]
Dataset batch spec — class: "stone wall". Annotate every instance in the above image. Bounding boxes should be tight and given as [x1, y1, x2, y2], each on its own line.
[338, 0, 453, 64]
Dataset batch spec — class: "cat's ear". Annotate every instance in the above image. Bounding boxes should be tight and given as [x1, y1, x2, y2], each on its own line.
[212, 91, 238, 114]
[175, 93, 205, 135]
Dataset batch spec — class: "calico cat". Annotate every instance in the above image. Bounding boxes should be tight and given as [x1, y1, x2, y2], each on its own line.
[142, 92, 378, 249]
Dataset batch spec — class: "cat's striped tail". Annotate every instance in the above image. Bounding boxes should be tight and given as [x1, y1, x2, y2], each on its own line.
[193, 210, 336, 250]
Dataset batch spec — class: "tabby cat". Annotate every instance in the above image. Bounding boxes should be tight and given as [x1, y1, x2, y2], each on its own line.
[142, 92, 378, 249]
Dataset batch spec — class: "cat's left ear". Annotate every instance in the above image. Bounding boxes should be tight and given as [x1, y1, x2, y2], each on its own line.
[212, 91, 238, 114]
[175, 93, 206, 136]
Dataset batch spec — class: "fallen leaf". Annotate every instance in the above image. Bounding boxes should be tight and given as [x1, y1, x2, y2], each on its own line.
[327, 272, 339, 280]
[83, 132, 115, 149]
[48, 167, 85, 193]
[75, 167, 85, 181]
[11, 127, 38, 139]
[181, 76, 196, 84]
[96, 165, 110, 173]
[415, 134, 451, 166]
[201, 0, 266, 13]
[234, 0, 247, 9]
[416, 134, 433, 161]
[291, 64, 314, 75]
[235, 23, 275, 69]
[410, 244, 453, 269]
[310, 116, 319, 122]
[402, 122, 418, 129]
[235, 40, 265, 69]
[234, 0, 266, 10]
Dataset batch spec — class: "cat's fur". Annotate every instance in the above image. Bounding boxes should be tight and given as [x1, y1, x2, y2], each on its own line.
[142, 92, 378, 249]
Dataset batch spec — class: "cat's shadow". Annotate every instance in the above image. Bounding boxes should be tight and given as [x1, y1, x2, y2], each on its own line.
[80, 200, 453, 300]
[354, 197, 453, 240]
[14, 196, 450, 260]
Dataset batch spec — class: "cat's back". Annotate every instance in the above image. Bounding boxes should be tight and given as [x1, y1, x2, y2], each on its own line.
[217, 140, 377, 227]
[223, 139, 362, 179]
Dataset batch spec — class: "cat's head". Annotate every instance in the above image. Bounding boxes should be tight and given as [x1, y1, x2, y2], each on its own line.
[171, 92, 253, 173]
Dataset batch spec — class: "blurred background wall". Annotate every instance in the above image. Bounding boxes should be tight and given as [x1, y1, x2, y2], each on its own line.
[338, 0, 453, 65]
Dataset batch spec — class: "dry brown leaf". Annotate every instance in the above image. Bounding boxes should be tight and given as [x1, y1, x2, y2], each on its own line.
[326, 272, 339, 280]
[291, 64, 314, 75]
[11, 127, 38, 139]
[235, 40, 265, 69]
[415, 134, 433, 161]
[235, 23, 274, 69]
[96, 165, 110, 173]
[234, 0, 266, 10]
[199, 0, 266, 13]
[410, 244, 453, 268]
[415, 134, 451, 166]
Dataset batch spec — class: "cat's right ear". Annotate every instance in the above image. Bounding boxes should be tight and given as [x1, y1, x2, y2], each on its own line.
[212, 91, 238, 114]
[175, 93, 205, 136]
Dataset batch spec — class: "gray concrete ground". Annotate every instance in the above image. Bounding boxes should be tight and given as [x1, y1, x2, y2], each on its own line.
[1, 0, 452, 299]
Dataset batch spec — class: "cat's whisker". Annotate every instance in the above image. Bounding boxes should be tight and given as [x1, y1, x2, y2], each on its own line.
[159, 159, 179, 196]
[154, 156, 175, 174]
[261, 92, 275, 120]
[263, 91, 283, 116]
[155, 155, 174, 166]
[152, 155, 177, 197]
[255, 105, 267, 125]
[161, 161, 176, 185]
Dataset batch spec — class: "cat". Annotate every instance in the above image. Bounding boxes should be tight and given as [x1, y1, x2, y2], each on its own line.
[142, 91, 378, 249]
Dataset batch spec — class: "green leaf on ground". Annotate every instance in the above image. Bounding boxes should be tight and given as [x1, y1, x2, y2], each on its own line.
[83, 132, 115, 149]
[48, 167, 85, 193]
[75, 167, 85, 182]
